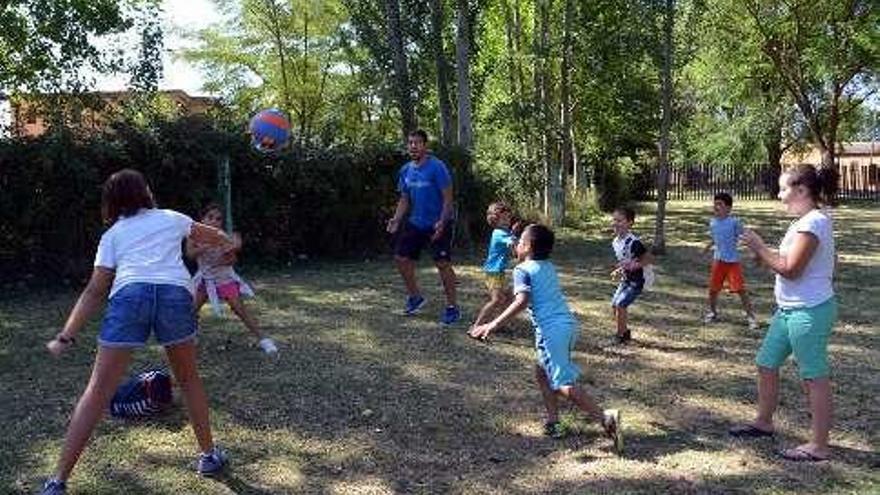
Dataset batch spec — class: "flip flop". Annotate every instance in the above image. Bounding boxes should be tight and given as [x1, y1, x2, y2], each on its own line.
[728, 424, 774, 438]
[780, 447, 829, 462]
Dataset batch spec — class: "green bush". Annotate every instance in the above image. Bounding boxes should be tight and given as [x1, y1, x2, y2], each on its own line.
[0, 119, 492, 282]
[594, 156, 639, 211]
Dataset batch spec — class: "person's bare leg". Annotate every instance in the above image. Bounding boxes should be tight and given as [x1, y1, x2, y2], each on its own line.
[789, 378, 832, 458]
[227, 296, 264, 340]
[435, 260, 457, 306]
[535, 365, 559, 423]
[558, 385, 604, 423]
[616, 307, 628, 336]
[394, 256, 420, 297]
[165, 341, 214, 453]
[472, 288, 505, 328]
[708, 290, 720, 316]
[753, 366, 779, 432]
[53, 347, 132, 481]
[738, 291, 756, 319]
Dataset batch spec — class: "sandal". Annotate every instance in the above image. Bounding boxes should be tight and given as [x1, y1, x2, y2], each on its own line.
[780, 447, 829, 462]
[728, 424, 774, 438]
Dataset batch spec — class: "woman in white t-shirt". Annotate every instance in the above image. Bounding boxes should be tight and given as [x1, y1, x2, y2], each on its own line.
[730, 164, 838, 462]
[41, 170, 235, 494]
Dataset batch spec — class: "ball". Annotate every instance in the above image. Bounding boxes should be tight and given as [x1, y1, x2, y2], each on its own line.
[249, 108, 291, 154]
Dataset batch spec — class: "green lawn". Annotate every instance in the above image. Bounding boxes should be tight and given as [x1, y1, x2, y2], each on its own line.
[2, 201, 878, 494]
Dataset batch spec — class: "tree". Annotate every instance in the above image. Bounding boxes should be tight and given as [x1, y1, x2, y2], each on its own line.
[183, 0, 349, 144]
[653, 0, 673, 254]
[385, 0, 417, 140]
[428, 0, 456, 146]
[0, 0, 128, 92]
[455, 0, 474, 150]
[679, 0, 802, 197]
[740, 0, 880, 172]
[557, 0, 574, 223]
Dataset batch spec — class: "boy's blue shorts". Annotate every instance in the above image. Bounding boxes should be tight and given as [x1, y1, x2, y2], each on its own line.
[99, 283, 197, 348]
[535, 324, 582, 390]
[611, 280, 643, 308]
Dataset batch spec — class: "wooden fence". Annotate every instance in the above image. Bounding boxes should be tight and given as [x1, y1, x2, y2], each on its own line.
[636, 163, 880, 201]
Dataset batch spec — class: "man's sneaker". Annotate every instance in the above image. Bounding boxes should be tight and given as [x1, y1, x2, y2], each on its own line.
[440, 305, 461, 325]
[258, 337, 278, 355]
[703, 311, 718, 324]
[40, 479, 66, 495]
[602, 409, 624, 454]
[747, 315, 759, 330]
[543, 421, 565, 439]
[404, 295, 426, 315]
[197, 446, 228, 477]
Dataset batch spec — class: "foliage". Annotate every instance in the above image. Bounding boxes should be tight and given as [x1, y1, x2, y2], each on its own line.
[0, 118, 489, 282]
[0, 0, 128, 92]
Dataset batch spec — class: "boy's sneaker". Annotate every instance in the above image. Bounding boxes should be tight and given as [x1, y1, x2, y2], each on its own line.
[602, 409, 624, 454]
[258, 337, 278, 355]
[197, 446, 228, 477]
[40, 479, 66, 495]
[703, 311, 718, 324]
[543, 421, 565, 439]
[440, 305, 461, 325]
[747, 315, 759, 330]
[404, 295, 426, 315]
[613, 330, 632, 345]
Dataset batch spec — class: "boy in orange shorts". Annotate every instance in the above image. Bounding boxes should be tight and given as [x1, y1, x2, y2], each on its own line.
[704, 192, 758, 329]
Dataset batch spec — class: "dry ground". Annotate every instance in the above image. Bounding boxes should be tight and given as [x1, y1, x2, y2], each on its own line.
[1, 201, 878, 494]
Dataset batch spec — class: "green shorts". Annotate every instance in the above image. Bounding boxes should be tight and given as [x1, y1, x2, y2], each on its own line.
[755, 297, 837, 380]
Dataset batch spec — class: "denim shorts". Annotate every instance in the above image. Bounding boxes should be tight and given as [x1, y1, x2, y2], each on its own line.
[535, 324, 582, 390]
[756, 297, 837, 379]
[611, 280, 643, 308]
[99, 283, 197, 348]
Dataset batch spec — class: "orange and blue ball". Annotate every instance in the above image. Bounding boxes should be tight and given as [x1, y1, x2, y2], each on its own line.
[249, 109, 291, 154]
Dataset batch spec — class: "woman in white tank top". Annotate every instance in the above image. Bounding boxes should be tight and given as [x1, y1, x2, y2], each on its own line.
[730, 164, 838, 462]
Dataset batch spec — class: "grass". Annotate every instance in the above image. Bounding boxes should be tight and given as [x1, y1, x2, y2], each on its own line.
[1, 200, 878, 494]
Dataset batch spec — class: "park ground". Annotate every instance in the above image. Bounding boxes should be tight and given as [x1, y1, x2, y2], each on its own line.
[1, 201, 878, 494]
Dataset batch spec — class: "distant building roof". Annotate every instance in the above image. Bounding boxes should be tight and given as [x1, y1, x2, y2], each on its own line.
[838, 142, 878, 156]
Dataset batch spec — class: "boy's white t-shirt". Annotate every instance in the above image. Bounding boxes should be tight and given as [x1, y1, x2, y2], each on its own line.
[94, 208, 194, 298]
[775, 209, 835, 308]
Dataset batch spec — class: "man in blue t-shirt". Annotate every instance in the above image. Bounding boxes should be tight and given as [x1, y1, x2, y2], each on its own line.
[386, 129, 460, 325]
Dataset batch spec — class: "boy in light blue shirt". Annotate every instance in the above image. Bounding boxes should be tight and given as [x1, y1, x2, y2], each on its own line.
[470, 224, 623, 452]
[703, 192, 758, 329]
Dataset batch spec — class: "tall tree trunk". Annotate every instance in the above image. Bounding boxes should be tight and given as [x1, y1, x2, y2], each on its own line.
[535, 0, 550, 217]
[556, 0, 574, 223]
[429, 0, 455, 146]
[299, 9, 311, 146]
[385, 0, 416, 142]
[455, 0, 474, 151]
[653, 0, 673, 254]
[503, 0, 522, 133]
[764, 119, 783, 198]
[263, 0, 292, 117]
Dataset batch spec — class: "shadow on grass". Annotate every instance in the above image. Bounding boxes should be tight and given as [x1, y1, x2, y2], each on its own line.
[2, 201, 878, 494]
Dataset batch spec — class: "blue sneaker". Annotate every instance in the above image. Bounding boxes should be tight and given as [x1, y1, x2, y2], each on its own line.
[40, 479, 66, 495]
[197, 446, 228, 477]
[404, 295, 426, 315]
[440, 305, 461, 325]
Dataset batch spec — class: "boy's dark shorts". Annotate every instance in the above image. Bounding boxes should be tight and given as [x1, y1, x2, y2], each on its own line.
[394, 221, 453, 262]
